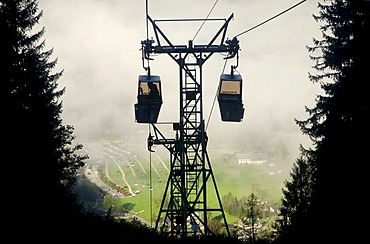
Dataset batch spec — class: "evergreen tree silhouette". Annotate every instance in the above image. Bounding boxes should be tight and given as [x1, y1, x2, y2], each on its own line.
[275, 1, 370, 243]
[1, 0, 88, 241]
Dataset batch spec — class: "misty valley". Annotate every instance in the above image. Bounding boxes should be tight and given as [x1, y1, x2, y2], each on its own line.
[73, 139, 289, 228]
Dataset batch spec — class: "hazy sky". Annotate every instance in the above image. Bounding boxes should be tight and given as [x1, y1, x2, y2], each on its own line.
[38, 0, 323, 164]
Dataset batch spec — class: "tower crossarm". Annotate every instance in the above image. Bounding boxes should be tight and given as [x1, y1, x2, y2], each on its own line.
[144, 14, 236, 58]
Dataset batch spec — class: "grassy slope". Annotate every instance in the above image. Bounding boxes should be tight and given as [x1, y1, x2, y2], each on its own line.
[101, 151, 288, 225]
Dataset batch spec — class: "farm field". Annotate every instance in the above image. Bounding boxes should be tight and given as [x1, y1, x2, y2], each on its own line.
[80, 139, 291, 225]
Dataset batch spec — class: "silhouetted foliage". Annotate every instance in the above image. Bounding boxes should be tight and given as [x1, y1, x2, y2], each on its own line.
[275, 1, 370, 243]
[244, 194, 262, 242]
[1, 0, 89, 240]
[223, 191, 245, 216]
[0, 1, 171, 243]
[273, 154, 315, 242]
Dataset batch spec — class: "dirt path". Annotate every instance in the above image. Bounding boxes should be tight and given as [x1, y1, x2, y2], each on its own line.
[113, 160, 135, 196]
[84, 163, 123, 197]
[104, 162, 116, 184]
[123, 158, 137, 177]
[156, 154, 169, 172]
[149, 160, 163, 182]
[133, 157, 148, 177]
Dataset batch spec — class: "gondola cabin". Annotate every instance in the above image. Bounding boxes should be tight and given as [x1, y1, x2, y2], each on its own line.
[134, 75, 163, 123]
[217, 73, 244, 122]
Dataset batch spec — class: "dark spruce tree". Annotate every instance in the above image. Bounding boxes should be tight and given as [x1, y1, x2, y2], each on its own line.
[273, 153, 316, 243]
[275, 1, 370, 243]
[1, 0, 90, 241]
[0, 1, 181, 243]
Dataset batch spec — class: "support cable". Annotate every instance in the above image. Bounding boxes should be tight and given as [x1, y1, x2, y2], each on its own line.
[192, 0, 219, 41]
[234, 0, 307, 38]
[145, 0, 149, 40]
[206, 59, 228, 130]
[145, 0, 150, 75]
[148, 123, 153, 227]
[206, 0, 306, 129]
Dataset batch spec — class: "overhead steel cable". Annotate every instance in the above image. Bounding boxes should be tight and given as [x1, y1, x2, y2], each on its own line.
[191, 0, 220, 127]
[234, 0, 307, 38]
[192, 0, 219, 41]
[148, 123, 153, 227]
[206, 59, 228, 131]
[145, 1, 153, 227]
[145, 0, 151, 75]
[206, 0, 306, 129]
[146, 0, 149, 40]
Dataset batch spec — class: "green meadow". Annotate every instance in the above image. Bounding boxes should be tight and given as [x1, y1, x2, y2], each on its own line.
[97, 150, 290, 225]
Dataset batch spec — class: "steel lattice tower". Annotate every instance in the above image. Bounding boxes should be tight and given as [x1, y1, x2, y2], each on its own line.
[140, 14, 240, 239]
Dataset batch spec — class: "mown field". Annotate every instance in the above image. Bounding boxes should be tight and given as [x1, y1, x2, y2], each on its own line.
[79, 140, 291, 225]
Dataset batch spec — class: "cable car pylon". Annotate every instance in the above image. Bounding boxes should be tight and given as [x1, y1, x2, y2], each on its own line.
[134, 13, 244, 239]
